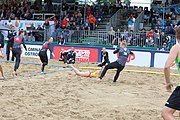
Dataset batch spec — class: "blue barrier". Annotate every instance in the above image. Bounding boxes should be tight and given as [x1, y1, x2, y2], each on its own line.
[20, 43, 170, 68]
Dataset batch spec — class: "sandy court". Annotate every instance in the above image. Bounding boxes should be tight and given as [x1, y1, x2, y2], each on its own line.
[0, 58, 179, 120]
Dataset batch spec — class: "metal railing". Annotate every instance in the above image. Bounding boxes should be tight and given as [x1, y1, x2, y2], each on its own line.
[45, 30, 175, 50]
[134, 11, 144, 33]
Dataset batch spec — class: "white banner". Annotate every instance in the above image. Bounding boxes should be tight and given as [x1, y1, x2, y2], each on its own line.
[1, 20, 54, 39]
[21, 44, 50, 59]
[154, 53, 168, 68]
[107, 49, 151, 67]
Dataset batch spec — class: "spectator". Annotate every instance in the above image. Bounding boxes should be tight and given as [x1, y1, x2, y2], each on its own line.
[84, 19, 90, 30]
[147, 29, 154, 41]
[0, 9, 6, 19]
[27, 23, 35, 41]
[140, 28, 147, 47]
[43, 19, 50, 39]
[6, 17, 12, 27]
[69, 17, 74, 27]
[88, 14, 96, 30]
[20, 11, 25, 20]
[112, 29, 121, 45]
[127, 14, 135, 31]
[59, 48, 68, 64]
[160, 43, 168, 51]
[151, 11, 159, 27]
[61, 17, 69, 29]
[43, 19, 50, 29]
[146, 29, 154, 47]
[160, 31, 168, 47]
[166, 17, 172, 32]
[61, 0, 68, 17]
[79, 18, 84, 30]
[24, 10, 32, 20]
[165, 12, 170, 20]
[46, 0, 53, 12]
[95, 12, 102, 24]
[87, 6, 91, 17]
[108, 27, 115, 43]
[128, 30, 135, 46]
[67, 47, 76, 64]
[70, 22, 77, 30]
[58, 34, 65, 45]
[15, 9, 21, 19]
[6, 9, 11, 19]
[35, 25, 43, 41]
[146, 37, 154, 47]
[121, 28, 128, 41]
[154, 29, 160, 49]
[155, 21, 163, 31]
[170, 21, 177, 34]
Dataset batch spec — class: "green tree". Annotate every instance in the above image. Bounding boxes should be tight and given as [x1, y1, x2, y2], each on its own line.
[96, 0, 116, 5]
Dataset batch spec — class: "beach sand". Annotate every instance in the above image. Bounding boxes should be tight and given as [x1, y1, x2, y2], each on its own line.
[0, 58, 179, 120]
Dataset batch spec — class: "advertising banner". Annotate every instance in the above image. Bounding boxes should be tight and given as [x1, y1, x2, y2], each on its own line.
[1, 20, 54, 39]
[154, 53, 169, 68]
[107, 49, 151, 67]
[53, 46, 98, 62]
[21, 44, 50, 59]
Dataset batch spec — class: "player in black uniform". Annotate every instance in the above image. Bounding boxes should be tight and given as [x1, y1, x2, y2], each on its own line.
[12, 31, 27, 76]
[7, 26, 16, 61]
[99, 41, 134, 82]
[67, 47, 76, 64]
[59, 49, 68, 64]
[39, 37, 55, 73]
[98, 47, 110, 67]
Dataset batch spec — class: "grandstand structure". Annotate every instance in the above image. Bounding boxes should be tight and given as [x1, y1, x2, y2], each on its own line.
[0, 0, 179, 51]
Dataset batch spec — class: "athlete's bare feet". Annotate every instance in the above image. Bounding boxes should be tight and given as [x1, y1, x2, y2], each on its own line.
[12, 71, 17, 76]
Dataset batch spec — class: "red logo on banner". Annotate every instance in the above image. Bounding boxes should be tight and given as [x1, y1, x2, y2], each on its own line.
[127, 54, 135, 63]
[75, 49, 91, 62]
[53, 46, 98, 62]
[116, 52, 135, 63]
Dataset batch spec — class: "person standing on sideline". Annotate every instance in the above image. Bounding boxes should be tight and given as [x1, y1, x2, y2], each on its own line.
[7, 26, 16, 61]
[12, 31, 27, 76]
[99, 41, 134, 82]
[0, 31, 4, 57]
[98, 47, 110, 67]
[162, 26, 180, 120]
[39, 37, 55, 73]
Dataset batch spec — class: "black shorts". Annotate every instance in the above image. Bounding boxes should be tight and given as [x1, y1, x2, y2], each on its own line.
[165, 86, 180, 111]
[39, 51, 48, 65]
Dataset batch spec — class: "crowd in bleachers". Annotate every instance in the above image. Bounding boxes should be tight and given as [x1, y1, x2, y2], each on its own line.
[59, 0, 121, 31]
[0, 0, 179, 51]
[144, 2, 180, 35]
[109, 26, 176, 51]
[0, 0, 36, 20]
